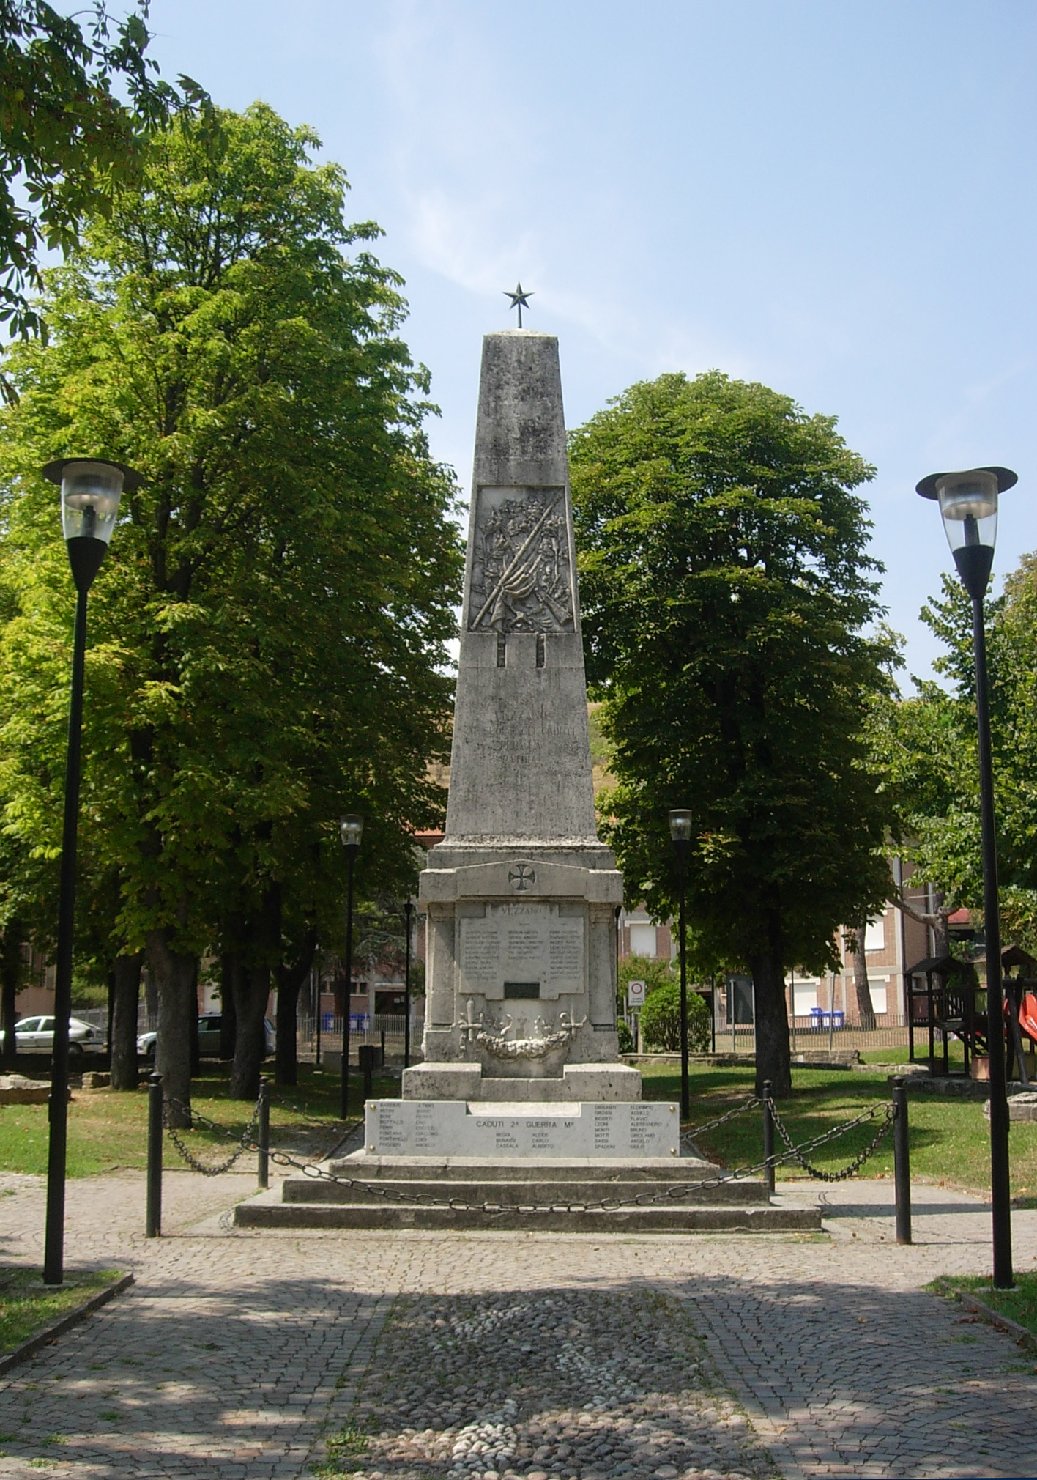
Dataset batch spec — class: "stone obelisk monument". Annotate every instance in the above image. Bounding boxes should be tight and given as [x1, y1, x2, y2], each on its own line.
[401, 329, 643, 1110]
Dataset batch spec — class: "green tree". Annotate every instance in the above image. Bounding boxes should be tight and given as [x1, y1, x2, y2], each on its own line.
[0, 0, 204, 338]
[0, 104, 461, 1113]
[570, 371, 894, 1095]
[885, 555, 1037, 956]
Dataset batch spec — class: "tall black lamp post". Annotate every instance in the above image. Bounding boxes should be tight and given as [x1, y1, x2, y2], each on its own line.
[339, 814, 363, 1119]
[403, 898, 414, 1069]
[917, 463, 1017, 1290]
[668, 809, 692, 1122]
[41, 457, 140, 1285]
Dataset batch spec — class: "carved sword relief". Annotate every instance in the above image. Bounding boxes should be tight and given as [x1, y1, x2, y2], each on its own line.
[469, 487, 575, 633]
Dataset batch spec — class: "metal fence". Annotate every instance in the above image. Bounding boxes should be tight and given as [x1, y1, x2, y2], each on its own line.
[75, 1006, 918, 1061]
[720, 1018, 915, 1055]
[297, 1013, 421, 1064]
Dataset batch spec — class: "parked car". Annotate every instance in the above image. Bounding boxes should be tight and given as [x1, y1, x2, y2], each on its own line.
[137, 1014, 276, 1060]
[0, 1015, 103, 1062]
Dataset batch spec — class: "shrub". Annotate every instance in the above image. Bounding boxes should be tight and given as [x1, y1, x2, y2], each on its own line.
[639, 980, 711, 1052]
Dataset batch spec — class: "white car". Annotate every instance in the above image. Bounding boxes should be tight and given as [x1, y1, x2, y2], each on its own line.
[0, 1015, 103, 1062]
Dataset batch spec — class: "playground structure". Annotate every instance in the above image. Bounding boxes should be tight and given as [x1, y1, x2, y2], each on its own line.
[907, 946, 1036, 1084]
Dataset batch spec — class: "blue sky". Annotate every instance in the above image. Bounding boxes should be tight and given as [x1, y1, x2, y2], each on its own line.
[143, 0, 1036, 688]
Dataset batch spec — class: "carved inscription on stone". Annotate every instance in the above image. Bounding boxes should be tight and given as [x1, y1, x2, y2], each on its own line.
[468, 485, 575, 634]
[458, 904, 584, 999]
[459, 921, 499, 991]
[365, 1100, 678, 1158]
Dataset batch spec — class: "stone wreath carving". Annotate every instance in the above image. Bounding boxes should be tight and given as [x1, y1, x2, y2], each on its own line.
[456, 1003, 587, 1058]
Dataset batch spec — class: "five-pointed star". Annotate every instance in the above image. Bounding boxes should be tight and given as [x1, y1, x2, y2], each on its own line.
[503, 282, 533, 323]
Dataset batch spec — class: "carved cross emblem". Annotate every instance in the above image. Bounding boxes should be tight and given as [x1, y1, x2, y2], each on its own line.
[509, 863, 536, 892]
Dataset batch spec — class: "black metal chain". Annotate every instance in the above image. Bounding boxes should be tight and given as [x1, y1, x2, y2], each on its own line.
[765, 1096, 895, 1182]
[248, 1115, 880, 1216]
[160, 1089, 895, 1209]
[164, 1097, 262, 1177]
[681, 1093, 761, 1155]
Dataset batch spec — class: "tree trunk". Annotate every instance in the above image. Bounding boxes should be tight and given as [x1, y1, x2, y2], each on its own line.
[0, 921, 21, 1071]
[748, 948, 792, 1097]
[219, 951, 239, 1059]
[229, 956, 269, 1100]
[109, 951, 143, 1090]
[847, 921, 876, 1031]
[275, 930, 317, 1088]
[147, 928, 197, 1128]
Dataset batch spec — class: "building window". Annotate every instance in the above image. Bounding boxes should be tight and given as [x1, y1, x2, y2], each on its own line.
[792, 980, 819, 1014]
[864, 917, 885, 952]
[629, 923, 658, 956]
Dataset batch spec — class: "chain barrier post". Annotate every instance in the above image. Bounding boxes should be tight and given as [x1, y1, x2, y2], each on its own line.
[146, 1071, 163, 1237]
[892, 1075, 912, 1245]
[762, 1079, 775, 1195]
[257, 1076, 270, 1190]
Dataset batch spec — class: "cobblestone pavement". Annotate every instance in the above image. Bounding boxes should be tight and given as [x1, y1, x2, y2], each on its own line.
[1, 1164, 1036, 1480]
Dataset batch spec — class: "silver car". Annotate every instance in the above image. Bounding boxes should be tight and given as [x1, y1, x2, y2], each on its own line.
[137, 1013, 276, 1060]
[0, 1015, 103, 1063]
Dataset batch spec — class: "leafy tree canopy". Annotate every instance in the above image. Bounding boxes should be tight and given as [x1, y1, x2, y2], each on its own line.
[570, 371, 895, 1091]
[0, 102, 461, 1101]
[884, 554, 1037, 953]
[0, 0, 205, 338]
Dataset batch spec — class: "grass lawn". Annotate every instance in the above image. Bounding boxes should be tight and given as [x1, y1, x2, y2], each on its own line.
[928, 1272, 1037, 1342]
[0, 1267, 124, 1355]
[0, 1062, 395, 1178]
[2, 1057, 1035, 1202]
[640, 1061, 1037, 1203]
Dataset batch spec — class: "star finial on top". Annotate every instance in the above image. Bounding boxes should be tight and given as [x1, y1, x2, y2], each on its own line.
[504, 283, 533, 327]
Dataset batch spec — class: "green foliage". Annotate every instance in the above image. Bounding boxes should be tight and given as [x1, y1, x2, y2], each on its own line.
[0, 0, 206, 337]
[570, 371, 895, 1090]
[638, 978, 710, 1052]
[616, 1017, 633, 1053]
[0, 103, 462, 1100]
[618, 951, 677, 999]
[883, 553, 1037, 952]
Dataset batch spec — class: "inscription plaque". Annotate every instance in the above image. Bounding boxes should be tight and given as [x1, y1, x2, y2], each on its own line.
[365, 1100, 678, 1159]
[458, 903, 584, 999]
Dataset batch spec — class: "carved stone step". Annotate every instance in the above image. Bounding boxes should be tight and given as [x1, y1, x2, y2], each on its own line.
[282, 1175, 770, 1208]
[234, 1191, 821, 1235]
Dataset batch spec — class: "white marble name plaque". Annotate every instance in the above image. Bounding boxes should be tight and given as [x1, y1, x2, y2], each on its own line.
[458, 904, 584, 1000]
[365, 1099, 679, 1159]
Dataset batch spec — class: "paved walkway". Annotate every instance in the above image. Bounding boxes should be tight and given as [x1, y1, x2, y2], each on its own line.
[1, 1158, 1036, 1480]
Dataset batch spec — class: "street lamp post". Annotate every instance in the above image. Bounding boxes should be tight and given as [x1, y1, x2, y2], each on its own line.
[41, 458, 140, 1285]
[917, 464, 1017, 1290]
[339, 814, 363, 1120]
[403, 898, 414, 1069]
[668, 809, 693, 1123]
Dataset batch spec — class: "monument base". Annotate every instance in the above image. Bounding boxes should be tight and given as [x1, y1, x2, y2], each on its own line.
[364, 1097, 679, 1159]
[401, 1061, 643, 1102]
